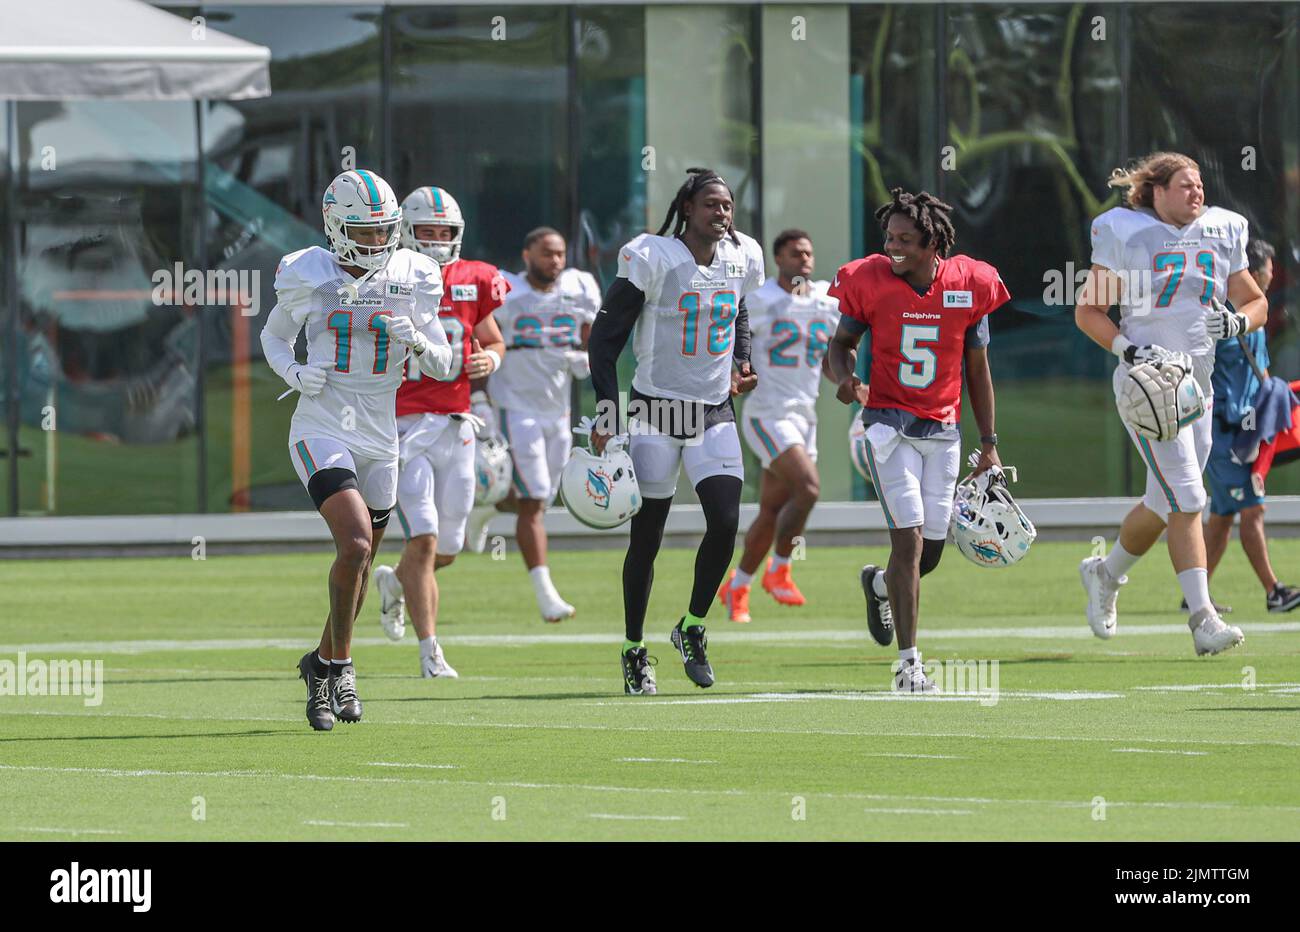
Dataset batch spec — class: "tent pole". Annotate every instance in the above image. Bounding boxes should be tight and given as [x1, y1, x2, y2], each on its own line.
[4, 100, 18, 516]
[194, 99, 208, 513]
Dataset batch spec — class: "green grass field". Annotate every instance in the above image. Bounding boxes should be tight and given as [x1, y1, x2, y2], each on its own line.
[1, 539, 1299, 841]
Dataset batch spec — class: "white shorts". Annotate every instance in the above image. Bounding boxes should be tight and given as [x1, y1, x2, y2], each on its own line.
[741, 411, 818, 470]
[498, 407, 570, 505]
[394, 414, 477, 554]
[290, 437, 398, 512]
[859, 425, 960, 539]
[1113, 369, 1213, 517]
[629, 420, 745, 499]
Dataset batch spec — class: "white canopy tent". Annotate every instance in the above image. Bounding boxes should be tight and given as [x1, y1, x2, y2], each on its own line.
[0, 0, 271, 513]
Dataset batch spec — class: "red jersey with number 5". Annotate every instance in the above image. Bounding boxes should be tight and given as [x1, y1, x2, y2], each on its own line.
[828, 253, 1009, 423]
[395, 257, 508, 416]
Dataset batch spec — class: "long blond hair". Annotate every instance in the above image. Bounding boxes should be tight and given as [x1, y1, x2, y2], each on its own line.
[1108, 152, 1200, 209]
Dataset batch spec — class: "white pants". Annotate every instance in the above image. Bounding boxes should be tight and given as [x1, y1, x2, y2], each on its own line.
[1113, 367, 1213, 517]
[741, 411, 818, 470]
[629, 420, 745, 499]
[290, 437, 398, 511]
[394, 414, 476, 554]
[860, 425, 961, 539]
[498, 407, 570, 505]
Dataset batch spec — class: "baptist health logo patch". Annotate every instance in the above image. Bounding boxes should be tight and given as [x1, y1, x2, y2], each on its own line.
[387, 282, 414, 298]
[451, 284, 478, 302]
[726, 261, 745, 278]
[943, 290, 973, 308]
[585, 468, 612, 510]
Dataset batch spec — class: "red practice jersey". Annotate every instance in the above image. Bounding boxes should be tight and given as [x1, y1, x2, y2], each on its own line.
[829, 254, 1010, 423]
[395, 258, 508, 416]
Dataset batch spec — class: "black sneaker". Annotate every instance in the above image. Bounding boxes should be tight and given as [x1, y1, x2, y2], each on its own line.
[621, 647, 657, 696]
[861, 565, 895, 647]
[330, 663, 363, 723]
[297, 652, 335, 732]
[670, 619, 714, 688]
[1180, 596, 1233, 614]
[1267, 583, 1300, 613]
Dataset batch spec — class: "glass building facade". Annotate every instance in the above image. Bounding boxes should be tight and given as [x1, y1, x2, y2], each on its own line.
[3, 2, 1299, 515]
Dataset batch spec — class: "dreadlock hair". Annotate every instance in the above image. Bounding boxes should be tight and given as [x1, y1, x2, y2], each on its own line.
[657, 167, 740, 245]
[874, 187, 956, 257]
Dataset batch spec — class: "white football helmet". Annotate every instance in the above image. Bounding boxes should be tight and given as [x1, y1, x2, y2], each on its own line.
[849, 417, 871, 483]
[560, 436, 641, 530]
[1118, 360, 1206, 442]
[400, 186, 464, 265]
[949, 463, 1037, 568]
[322, 170, 401, 271]
[475, 436, 512, 507]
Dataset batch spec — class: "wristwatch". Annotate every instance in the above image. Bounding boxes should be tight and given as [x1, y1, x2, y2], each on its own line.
[980, 434, 998, 446]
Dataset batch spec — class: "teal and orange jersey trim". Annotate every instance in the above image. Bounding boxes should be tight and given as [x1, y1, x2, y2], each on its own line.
[496, 409, 533, 497]
[395, 503, 412, 540]
[861, 439, 897, 528]
[749, 418, 780, 459]
[294, 441, 319, 478]
[1136, 433, 1180, 513]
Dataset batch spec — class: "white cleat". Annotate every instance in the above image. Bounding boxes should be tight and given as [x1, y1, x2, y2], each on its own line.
[421, 641, 459, 678]
[539, 593, 576, 625]
[466, 505, 496, 554]
[1079, 555, 1124, 640]
[374, 564, 406, 641]
[1189, 609, 1245, 656]
[892, 659, 939, 694]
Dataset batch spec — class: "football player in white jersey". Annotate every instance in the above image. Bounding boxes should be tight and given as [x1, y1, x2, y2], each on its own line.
[588, 167, 765, 694]
[465, 227, 600, 622]
[260, 169, 454, 730]
[719, 229, 839, 622]
[1076, 151, 1267, 655]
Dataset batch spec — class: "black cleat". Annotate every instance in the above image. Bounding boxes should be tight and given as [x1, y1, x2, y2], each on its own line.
[330, 663, 363, 723]
[670, 619, 714, 688]
[1180, 595, 1233, 614]
[1267, 583, 1300, 613]
[861, 565, 895, 647]
[621, 647, 657, 696]
[298, 652, 335, 731]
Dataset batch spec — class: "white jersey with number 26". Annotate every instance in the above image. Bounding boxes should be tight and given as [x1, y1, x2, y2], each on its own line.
[618, 231, 765, 405]
[743, 277, 839, 420]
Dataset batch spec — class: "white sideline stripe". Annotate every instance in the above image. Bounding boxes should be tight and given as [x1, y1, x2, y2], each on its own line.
[4, 763, 1297, 813]
[303, 820, 408, 829]
[1133, 682, 1300, 692]
[617, 757, 717, 764]
[864, 753, 966, 760]
[1112, 748, 1209, 757]
[5, 622, 1299, 654]
[6, 708, 1299, 749]
[366, 762, 458, 770]
[584, 690, 1123, 706]
[589, 813, 685, 822]
[864, 807, 975, 815]
[15, 826, 125, 835]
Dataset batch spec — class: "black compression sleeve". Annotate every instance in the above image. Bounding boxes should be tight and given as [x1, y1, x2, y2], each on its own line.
[732, 296, 752, 366]
[589, 277, 645, 414]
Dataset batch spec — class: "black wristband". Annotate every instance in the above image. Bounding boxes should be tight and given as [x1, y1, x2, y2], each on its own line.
[980, 434, 998, 446]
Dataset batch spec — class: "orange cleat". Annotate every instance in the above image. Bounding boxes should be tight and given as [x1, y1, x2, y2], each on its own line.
[717, 570, 752, 623]
[762, 560, 805, 606]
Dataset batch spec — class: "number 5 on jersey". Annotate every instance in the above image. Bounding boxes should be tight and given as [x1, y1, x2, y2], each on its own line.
[898, 324, 938, 389]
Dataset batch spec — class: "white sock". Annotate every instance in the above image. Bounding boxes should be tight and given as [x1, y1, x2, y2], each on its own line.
[771, 554, 791, 569]
[419, 636, 437, 658]
[872, 571, 889, 599]
[1103, 539, 1141, 580]
[1178, 568, 1212, 616]
[530, 565, 559, 602]
[732, 569, 753, 589]
[899, 646, 919, 664]
[317, 652, 330, 668]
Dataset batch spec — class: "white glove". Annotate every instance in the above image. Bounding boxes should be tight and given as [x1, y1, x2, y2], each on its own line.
[382, 314, 429, 354]
[285, 362, 329, 398]
[566, 348, 591, 380]
[1123, 342, 1193, 373]
[1205, 297, 1249, 340]
[468, 390, 498, 439]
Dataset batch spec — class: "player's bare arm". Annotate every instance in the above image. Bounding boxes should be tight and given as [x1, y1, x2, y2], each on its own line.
[468, 315, 505, 383]
[964, 343, 1001, 477]
[1074, 264, 1125, 352]
[825, 315, 870, 406]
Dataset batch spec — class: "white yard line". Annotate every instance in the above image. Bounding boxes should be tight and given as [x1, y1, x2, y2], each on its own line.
[303, 819, 409, 828]
[5, 622, 1297, 654]
[863, 807, 975, 815]
[1112, 748, 1209, 756]
[366, 762, 458, 770]
[616, 757, 717, 765]
[2, 763, 1297, 813]
[589, 813, 686, 822]
[863, 753, 966, 760]
[14, 826, 124, 835]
